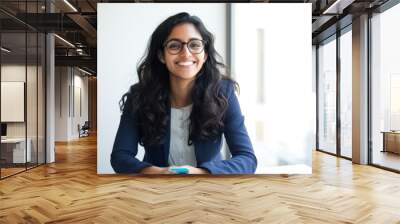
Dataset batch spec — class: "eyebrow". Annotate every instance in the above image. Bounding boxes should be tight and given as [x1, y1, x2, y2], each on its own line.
[165, 38, 203, 43]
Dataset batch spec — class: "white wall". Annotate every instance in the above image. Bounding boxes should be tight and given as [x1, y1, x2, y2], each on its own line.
[55, 67, 68, 141]
[97, 3, 227, 174]
[72, 72, 89, 138]
[55, 67, 89, 141]
[1, 65, 39, 137]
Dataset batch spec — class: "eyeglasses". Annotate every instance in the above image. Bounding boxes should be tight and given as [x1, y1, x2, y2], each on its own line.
[163, 39, 206, 55]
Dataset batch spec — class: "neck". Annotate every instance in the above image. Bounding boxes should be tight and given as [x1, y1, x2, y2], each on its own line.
[169, 77, 194, 108]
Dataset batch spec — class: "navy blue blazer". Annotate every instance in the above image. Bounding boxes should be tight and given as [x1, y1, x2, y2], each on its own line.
[111, 80, 257, 174]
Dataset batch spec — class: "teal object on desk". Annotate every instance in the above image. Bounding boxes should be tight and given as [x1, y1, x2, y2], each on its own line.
[169, 167, 189, 174]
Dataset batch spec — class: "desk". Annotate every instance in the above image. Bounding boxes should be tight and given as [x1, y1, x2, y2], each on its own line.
[381, 131, 400, 154]
[1, 138, 31, 163]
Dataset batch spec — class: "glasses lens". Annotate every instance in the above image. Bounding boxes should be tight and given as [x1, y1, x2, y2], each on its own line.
[166, 41, 182, 54]
[165, 39, 205, 54]
[188, 40, 204, 53]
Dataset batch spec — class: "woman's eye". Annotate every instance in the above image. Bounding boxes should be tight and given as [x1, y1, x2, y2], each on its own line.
[189, 42, 202, 48]
[168, 43, 181, 50]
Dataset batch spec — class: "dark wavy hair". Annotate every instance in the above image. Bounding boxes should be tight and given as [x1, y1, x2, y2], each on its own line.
[120, 12, 238, 147]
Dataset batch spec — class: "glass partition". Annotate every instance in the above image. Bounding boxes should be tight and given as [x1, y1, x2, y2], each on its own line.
[1, 31, 28, 177]
[27, 30, 38, 169]
[0, 1, 46, 179]
[27, 0, 38, 170]
[38, 32, 45, 165]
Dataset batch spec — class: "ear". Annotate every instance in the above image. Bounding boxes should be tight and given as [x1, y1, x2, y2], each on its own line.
[158, 51, 165, 64]
[204, 52, 208, 61]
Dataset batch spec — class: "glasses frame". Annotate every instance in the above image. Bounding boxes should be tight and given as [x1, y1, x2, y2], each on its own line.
[163, 39, 206, 55]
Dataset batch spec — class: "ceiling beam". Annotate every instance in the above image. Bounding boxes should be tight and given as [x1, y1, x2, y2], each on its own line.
[67, 13, 97, 37]
[55, 55, 96, 69]
[322, 0, 356, 14]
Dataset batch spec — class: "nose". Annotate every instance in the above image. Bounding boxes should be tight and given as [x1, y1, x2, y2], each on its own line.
[180, 44, 192, 56]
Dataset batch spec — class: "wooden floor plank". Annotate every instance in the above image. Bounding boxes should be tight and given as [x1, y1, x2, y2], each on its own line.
[0, 134, 400, 223]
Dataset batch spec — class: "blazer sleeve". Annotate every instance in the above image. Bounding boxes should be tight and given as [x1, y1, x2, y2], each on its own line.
[110, 110, 152, 173]
[198, 82, 258, 174]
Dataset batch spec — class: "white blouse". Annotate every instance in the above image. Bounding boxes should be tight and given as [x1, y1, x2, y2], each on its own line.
[168, 104, 197, 167]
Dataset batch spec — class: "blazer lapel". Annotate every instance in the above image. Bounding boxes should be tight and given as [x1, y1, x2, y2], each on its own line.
[194, 140, 202, 165]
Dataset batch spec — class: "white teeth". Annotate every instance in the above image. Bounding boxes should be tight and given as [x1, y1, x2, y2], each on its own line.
[177, 61, 195, 66]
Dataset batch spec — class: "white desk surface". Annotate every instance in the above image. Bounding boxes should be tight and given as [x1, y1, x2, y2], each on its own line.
[1, 138, 27, 144]
[1, 137, 32, 163]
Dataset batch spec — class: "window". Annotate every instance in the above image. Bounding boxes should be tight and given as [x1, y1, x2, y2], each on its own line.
[318, 36, 337, 155]
[371, 3, 400, 171]
[340, 28, 352, 158]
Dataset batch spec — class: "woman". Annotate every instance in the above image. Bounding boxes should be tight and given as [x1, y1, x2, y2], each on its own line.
[111, 12, 257, 174]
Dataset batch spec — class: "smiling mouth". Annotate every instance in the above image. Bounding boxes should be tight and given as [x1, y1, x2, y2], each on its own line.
[176, 61, 196, 66]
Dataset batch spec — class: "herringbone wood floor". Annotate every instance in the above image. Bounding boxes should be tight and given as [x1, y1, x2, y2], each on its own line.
[1, 134, 400, 223]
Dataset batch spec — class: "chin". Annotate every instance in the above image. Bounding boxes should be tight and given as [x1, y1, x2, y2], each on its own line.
[172, 72, 198, 80]
[178, 75, 197, 81]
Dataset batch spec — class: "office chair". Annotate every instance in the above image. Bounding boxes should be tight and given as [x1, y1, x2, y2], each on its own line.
[78, 121, 90, 138]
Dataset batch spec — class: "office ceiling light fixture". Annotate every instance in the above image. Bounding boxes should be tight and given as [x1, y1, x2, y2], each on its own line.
[322, 0, 355, 15]
[63, 0, 78, 12]
[78, 67, 92, 76]
[1, 47, 11, 53]
[54, 34, 75, 48]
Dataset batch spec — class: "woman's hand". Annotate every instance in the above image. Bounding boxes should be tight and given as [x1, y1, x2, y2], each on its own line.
[172, 165, 210, 174]
[139, 165, 210, 174]
[139, 166, 174, 174]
